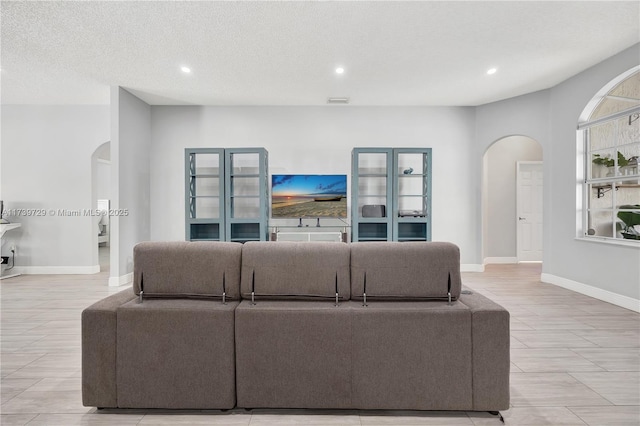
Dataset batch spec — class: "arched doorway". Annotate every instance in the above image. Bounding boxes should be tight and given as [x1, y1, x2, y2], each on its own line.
[482, 135, 543, 264]
[91, 142, 111, 274]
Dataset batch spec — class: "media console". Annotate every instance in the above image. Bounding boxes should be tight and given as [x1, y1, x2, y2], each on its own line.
[270, 225, 349, 243]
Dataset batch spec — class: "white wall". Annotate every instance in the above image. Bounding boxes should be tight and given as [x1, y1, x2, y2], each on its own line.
[110, 88, 151, 284]
[483, 136, 542, 260]
[1, 106, 109, 272]
[149, 106, 482, 267]
[96, 160, 110, 200]
[476, 43, 640, 308]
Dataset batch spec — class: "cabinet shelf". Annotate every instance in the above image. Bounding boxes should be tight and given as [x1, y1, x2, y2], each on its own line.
[230, 173, 260, 178]
[357, 217, 389, 223]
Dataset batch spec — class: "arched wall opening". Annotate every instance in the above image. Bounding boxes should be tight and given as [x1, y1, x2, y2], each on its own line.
[482, 135, 543, 264]
[91, 141, 111, 274]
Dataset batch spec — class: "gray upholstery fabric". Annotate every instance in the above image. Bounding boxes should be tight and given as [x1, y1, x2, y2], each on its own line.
[235, 300, 352, 408]
[240, 242, 350, 300]
[351, 242, 462, 300]
[83, 240, 509, 412]
[459, 293, 510, 411]
[82, 288, 136, 408]
[116, 299, 238, 409]
[350, 301, 473, 410]
[133, 241, 242, 299]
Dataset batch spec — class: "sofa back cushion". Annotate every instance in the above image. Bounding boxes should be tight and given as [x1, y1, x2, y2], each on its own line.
[133, 241, 242, 299]
[241, 242, 350, 300]
[350, 242, 462, 300]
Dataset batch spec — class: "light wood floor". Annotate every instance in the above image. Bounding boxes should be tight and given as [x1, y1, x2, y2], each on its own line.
[1, 264, 638, 425]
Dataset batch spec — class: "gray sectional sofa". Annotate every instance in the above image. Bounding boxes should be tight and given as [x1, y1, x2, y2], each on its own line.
[82, 241, 510, 413]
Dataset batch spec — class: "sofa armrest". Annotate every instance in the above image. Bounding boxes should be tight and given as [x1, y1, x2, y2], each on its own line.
[459, 291, 510, 411]
[82, 288, 137, 408]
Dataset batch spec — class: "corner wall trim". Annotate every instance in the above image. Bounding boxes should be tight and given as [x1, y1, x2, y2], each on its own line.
[109, 272, 133, 287]
[15, 265, 100, 275]
[461, 264, 485, 272]
[541, 273, 640, 313]
[484, 257, 518, 264]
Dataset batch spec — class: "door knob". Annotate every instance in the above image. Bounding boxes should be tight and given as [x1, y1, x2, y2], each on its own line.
[518, 217, 526, 220]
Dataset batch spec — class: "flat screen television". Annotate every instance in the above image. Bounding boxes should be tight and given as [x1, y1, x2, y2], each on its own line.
[271, 174, 347, 218]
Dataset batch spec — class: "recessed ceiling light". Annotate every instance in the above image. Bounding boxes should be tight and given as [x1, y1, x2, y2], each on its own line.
[487, 68, 497, 75]
[335, 67, 345, 75]
[181, 66, 192, 73]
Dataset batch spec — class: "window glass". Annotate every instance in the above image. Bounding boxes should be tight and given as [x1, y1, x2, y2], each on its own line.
[583, 71, 640, 242]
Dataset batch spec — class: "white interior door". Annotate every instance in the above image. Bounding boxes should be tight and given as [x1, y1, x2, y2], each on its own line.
[517, 161, 543, 262]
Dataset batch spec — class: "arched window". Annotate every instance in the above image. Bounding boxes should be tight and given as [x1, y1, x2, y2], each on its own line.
[578, 69, 640, 243]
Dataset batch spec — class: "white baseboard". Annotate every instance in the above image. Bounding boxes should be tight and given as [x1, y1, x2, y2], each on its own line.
[461, 264, 485, 272]
[15, 265, 100, 275]
[109, 272, 133, 287]
[484, 257, 518, 264]
[541, 273, 640, 313]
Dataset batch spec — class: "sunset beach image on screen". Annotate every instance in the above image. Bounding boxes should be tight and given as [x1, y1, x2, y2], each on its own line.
[271, 174, 347, 218]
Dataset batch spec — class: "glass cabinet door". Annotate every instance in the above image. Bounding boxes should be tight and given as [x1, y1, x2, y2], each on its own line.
[228, 153, 261, 219]
[394, 149, 431, 241]
[185, 149, 224, 241]
[352, 149, 393, 241]
[225, 148, 269, 242]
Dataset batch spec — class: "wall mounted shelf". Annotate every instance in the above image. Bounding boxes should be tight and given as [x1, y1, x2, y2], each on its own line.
[593, 183, 640, 198]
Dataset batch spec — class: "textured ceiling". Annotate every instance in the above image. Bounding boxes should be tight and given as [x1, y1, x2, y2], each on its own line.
[1, 1, 639, 106]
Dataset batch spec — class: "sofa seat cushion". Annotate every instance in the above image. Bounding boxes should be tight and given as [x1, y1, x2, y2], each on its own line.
[133, 241, 242, 300]
[351, 242, 462, 301]
[350, 300, 473, 410]
[116, 299, 238, 409]
[241, 242, 350, 300]
[235, 300, 352, 408]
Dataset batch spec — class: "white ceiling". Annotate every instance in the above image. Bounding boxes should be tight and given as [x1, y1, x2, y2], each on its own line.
[1, 1, 639, 106]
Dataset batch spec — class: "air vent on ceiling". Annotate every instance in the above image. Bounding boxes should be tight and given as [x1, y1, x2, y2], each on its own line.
[327, 97, 350, 104]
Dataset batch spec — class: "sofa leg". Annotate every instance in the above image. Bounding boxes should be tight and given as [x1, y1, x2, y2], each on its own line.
[488, 411, 504, 423]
